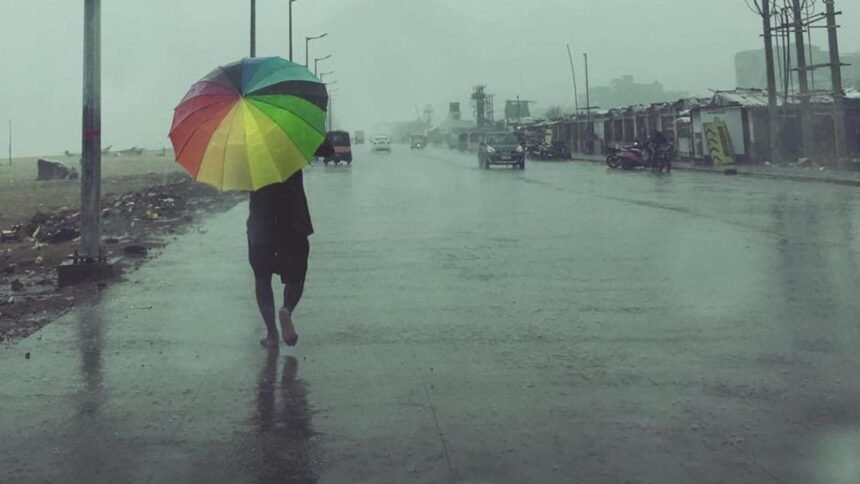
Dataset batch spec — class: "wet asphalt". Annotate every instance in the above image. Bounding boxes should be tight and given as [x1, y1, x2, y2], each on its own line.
[2, 146, 860, 484]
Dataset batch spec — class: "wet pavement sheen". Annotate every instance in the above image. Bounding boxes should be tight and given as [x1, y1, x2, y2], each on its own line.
[2, 147, 860, 483]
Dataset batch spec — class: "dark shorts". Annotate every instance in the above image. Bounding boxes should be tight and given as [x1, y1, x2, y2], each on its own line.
[248, 236, 309, 284]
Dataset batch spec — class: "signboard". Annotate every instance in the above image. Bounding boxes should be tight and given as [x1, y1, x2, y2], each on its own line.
[505, 100, 531, 121]
[704, 118, 736, 165]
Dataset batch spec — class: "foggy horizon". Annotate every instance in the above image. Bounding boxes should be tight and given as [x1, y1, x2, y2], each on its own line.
[2, 0, 859, 157]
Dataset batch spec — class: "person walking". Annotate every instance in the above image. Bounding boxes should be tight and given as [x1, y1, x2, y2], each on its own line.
[247, 170, 313, 348]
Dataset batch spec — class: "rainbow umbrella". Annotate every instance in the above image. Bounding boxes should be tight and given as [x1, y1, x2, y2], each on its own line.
[169, 57, 327, 191]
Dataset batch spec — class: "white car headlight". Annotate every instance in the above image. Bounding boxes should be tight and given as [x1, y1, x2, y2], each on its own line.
[515, 145, 524, 153]
[487, 146, 496, 154]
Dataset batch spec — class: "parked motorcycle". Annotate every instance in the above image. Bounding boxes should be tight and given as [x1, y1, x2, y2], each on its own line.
[606, 140, 674, 172]
[605, 142, 651, 170]
[527, 142, 570, 161]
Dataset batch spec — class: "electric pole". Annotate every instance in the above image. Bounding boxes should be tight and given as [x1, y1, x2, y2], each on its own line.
[81, 0, 102, 261]
[824, 0, 847, 162]
[791, 0, 814, 159]
[250, 0, 256, 58]
[762, 0, 780, 162]
[584, 53, 592, 154]
[567, 44, 581, 153]
[566, 44, 579, 113]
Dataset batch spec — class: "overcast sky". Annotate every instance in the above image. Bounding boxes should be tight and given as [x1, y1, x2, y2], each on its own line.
[1, 0, 858, 157]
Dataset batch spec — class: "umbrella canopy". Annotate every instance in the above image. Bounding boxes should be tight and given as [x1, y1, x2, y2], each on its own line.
[169, 57, 327, 191]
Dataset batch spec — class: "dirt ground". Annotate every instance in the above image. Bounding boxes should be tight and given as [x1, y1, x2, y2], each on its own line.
[0, 152, 244, 342]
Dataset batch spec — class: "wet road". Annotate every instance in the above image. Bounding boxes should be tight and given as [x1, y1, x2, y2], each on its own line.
[3, 146, 860, 483]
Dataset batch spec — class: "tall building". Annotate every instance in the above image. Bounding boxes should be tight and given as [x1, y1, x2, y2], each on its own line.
[735, 47, 860, 91]
[584, 75, 688, 109]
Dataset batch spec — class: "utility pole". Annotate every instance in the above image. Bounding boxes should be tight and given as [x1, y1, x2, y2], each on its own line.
[791, 0, 814, 159]
[584, 53, 592, 154]
[566, 44, 579, 113]
[759, 0, 780, 163]
[824, 0, 846, 162]
[566, 44, 581, 153]
[250, 0, 256, 58]
[81, 0, 102, 261]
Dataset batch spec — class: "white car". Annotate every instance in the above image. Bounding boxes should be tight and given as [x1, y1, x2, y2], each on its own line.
[370, 136, 392, 152]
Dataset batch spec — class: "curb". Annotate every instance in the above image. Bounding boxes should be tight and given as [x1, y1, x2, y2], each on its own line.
[571, 157, 860, 188]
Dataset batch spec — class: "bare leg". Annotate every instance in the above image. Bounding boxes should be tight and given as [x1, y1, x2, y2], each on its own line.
[255, 274, 279, 347]
[278, 280, 304, 346]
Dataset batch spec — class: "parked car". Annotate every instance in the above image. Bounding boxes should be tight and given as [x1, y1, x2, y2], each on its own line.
[371, 136, 392, 152]
[478, 131, 525, 170]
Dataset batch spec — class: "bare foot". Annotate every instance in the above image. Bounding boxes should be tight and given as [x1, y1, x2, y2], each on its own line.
[259, 336, 280, 349]
[278, 307, 299, 346]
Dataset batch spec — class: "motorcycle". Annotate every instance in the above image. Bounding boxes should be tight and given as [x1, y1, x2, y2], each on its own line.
[527, 142, 570, 161]
[606, 140, 674, 172]
[606, 142, 651, 170]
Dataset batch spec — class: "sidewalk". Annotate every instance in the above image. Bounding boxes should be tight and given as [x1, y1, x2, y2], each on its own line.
[569, 152, 860, 186]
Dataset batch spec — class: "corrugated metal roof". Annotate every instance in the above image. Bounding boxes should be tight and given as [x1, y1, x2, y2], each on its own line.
[712, 89, 770, 107]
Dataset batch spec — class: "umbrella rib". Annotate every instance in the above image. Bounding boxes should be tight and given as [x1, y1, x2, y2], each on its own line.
[220, 112, 233, 190]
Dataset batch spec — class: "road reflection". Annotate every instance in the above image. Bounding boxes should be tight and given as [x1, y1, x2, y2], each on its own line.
[64, 307, 132, 482]
[252, 350, 318, 483]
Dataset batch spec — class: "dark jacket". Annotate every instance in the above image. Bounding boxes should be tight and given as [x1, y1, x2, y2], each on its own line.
[248, 170, 314, 244]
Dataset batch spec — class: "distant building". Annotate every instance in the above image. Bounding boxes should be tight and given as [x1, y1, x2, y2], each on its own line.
[583, 75, 688, 110]
[735, 48, 860, 91]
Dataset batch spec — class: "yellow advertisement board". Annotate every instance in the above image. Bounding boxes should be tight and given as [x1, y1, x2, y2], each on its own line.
[704, 119, 736, 165]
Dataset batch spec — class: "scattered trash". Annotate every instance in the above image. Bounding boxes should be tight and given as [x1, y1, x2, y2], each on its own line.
[1, 229, 18, 242]
[34, 256, 44, 265]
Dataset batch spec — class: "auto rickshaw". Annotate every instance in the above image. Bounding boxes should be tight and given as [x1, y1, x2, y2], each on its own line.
[410, 134, 427, 151]
[323, 130, 353, 166]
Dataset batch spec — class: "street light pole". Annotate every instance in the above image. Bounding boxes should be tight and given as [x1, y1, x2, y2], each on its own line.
[250, 0, 256, 58]
[305, 33, 328, 67]
[288, 0, 297, 61]
[81, 0, 102, 261]
[314, 54, 331, 77]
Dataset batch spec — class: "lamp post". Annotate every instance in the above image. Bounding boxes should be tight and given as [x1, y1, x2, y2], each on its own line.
[250, 0, 256, 58]
[305, 33, 328, 67]
[288, 0, 298, 61]
[314, 54, 331, 77]
[319, 71, 334, 82]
